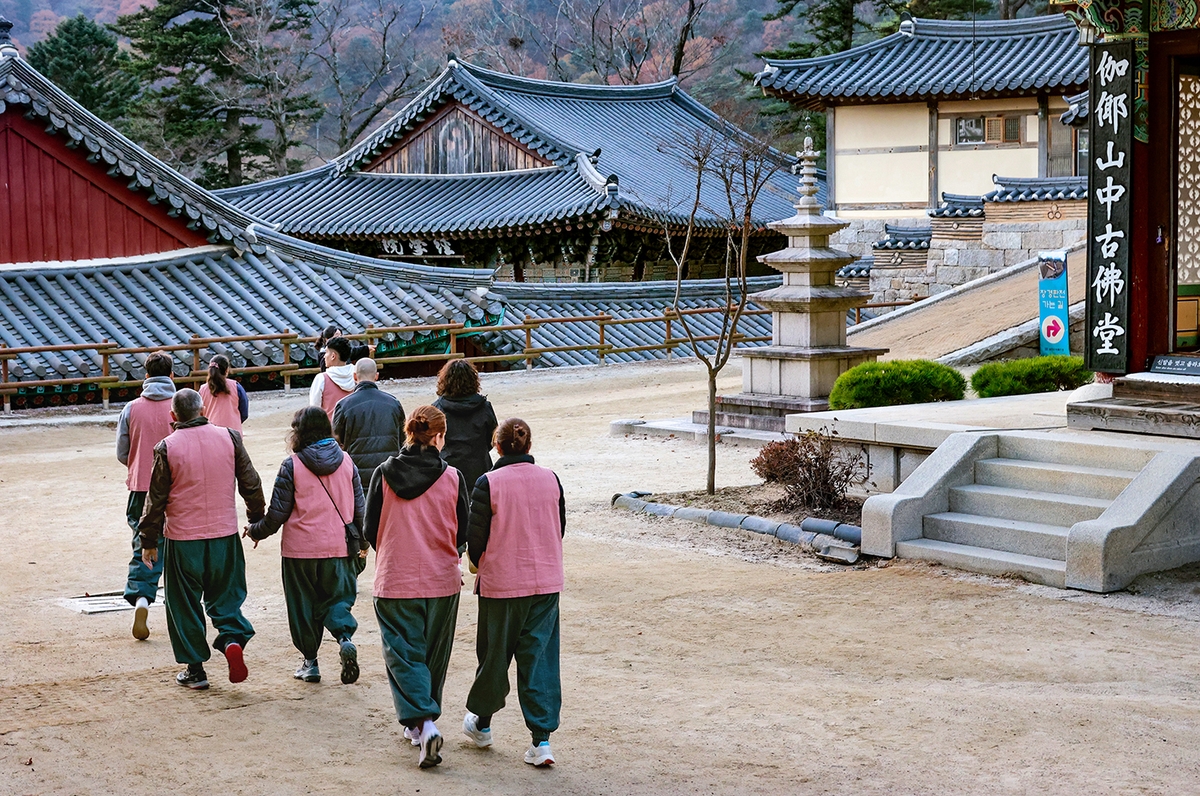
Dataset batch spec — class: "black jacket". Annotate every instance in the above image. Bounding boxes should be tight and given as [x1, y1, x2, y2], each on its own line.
[363, 443, 470, 552]
[466, 454, 565, 569]
[247, 438, 366, 547]
[332, 381, 405, 487]
[433, 393, 498, 493]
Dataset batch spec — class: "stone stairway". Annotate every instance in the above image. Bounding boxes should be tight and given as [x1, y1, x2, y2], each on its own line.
[893, 435, 1155, 588]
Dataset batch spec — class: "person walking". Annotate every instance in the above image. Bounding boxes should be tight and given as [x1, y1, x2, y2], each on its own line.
[246, 407, 366, 686]
[316, 325, 341, 373]
[462, 418, 566, 767]
[433, 360, 498, 494]
[198, 354, 248, 433]
[332, 357, 405, 489]
[364, 406, 469, 769]
[309, 337, 355, 420]
[138, 389, 266, 691]
[115, 351, 176, 641]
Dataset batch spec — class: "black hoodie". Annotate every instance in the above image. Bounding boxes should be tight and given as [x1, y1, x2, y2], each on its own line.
[363, 443, 470, 552]
[248, 438, 366, 546]
[433, 393, 498, 493]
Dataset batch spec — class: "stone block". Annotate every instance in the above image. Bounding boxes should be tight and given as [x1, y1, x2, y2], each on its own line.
[957, 248, 1005, 269]
[1005, 248, 1034, 267]
[1021, 231, 1064, 250]
[942, 247, 959, 265]
[740, 515, 782, 536]
[707, 511, 748, 529]
[983, 221, 1039, 233]
[929, 283, 952, 295]
[982, 231, 1022, 249]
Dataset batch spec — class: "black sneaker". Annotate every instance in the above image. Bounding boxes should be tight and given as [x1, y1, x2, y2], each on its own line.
[176, 666, 209, 690]
[339, 639, 359, 685]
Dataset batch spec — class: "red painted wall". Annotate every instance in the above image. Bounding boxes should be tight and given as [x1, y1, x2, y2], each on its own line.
[0, 112, 210, 264]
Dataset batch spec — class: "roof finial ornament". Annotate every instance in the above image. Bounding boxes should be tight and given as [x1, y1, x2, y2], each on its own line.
[0, 16, 17, 58]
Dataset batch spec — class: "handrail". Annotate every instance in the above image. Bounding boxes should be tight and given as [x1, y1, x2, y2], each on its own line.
[0, 302, 778, 412]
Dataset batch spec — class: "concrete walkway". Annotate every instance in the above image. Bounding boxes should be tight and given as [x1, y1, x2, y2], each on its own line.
[849, 248, 1086, 360]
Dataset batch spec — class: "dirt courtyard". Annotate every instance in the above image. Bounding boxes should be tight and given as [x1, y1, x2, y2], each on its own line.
[3, 359, 1200, 795]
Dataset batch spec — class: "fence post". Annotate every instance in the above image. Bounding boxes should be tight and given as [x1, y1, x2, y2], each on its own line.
[598, 315, 607, 366]
[665, 314, 673, 361]
[1, 345, 9, 415]
[524, 314, 534, 371]
[191, 336, 201, 384]
[282, 330, 292, 393]
[101, 340, 111, 410]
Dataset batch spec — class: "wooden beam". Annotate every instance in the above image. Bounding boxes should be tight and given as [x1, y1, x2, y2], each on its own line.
[928, 101, 939, 210]
[825, 108, 836, 211]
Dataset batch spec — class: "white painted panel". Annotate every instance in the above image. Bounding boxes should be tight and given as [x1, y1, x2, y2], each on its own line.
[836, 151, 928, 204]
[835, 104, 928, 149]
[938, 148, 1039, 196]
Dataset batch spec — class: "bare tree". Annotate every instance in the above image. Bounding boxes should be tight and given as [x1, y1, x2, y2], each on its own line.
[658, 121, 787, 494]
[310, 0, 430, 154]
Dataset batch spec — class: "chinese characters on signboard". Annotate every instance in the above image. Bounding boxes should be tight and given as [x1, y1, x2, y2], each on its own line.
[381, 239, 456, 257]
[1086, 42, 1133, 373]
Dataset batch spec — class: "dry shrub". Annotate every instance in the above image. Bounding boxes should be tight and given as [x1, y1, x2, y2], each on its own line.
[750, 428, 868, 511]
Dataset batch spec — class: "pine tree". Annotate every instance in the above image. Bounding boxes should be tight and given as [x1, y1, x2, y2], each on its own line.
[25, 15, 139, 123]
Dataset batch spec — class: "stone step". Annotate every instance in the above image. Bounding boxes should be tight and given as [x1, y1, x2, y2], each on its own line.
[973, 458, 1134, 501]
[1067, 398, 1200, 440]
[997, 435, 1155, 471]
[949, 484, 1109, 527]
[896, 538, 1066, 588]
[923, 512, 1069, 560]
[692, 410, 787, 433]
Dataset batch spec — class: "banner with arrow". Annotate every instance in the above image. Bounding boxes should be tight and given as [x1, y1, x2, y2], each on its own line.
[1038, 250, 1070, 356]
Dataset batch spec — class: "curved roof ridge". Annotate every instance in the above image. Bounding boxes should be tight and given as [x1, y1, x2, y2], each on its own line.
[214, 163, 335, 198]
[455, 60, 680, 99]
[349, 164, 570, 182]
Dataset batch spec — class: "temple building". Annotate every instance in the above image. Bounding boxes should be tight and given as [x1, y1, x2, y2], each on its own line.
[756, 15, 1088, 217]
[218, 60, 818, 282]
[0, 27, 771, 408]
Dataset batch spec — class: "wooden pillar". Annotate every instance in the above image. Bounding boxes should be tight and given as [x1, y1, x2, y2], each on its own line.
[1038, 94, 1050, 179]
[825, 108, 837, 211]
[928, 101, 939, 210]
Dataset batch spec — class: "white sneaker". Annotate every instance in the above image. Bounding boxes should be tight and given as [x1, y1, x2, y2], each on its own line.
[524, 741, 555, 767]
[403, 726, 420, 747]
[132, 597, 150, 641]
[462, 712, 493, 747]
[418, 722, 443, 769]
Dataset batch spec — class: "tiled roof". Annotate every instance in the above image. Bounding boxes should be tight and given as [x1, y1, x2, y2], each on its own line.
[837, 256, 873, 279]
[0, 230, 502, 382]
[219, 61, 822, 236]
[984, 175, 1087, 202]
[873, 225, 931, 251]
[1060, 91, 1088, 126]
[755, 15, 1087, 109]
[480, 277, 780, 367]
[0, 54, 266, 252]
[217, 159, 615, 239]
[929, 193, 985, 218]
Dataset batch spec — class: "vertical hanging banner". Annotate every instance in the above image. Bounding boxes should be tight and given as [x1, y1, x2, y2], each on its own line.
[1086, 41, 1134, 373]
[1038, 250, 1070, 356]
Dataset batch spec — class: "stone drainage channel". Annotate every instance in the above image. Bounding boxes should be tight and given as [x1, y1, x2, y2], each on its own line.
[610, 492, 862, 564]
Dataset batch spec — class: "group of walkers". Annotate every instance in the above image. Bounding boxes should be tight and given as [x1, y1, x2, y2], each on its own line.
[115, 341, 567, 769]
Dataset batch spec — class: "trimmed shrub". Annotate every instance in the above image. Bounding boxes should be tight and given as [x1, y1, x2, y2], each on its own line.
[828, 360, 966, 410]
[971, 355, 1093, 398]
[750, 428, 868, 510]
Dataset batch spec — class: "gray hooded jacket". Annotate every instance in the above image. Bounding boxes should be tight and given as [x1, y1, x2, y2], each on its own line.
[115, 377, 176, 466]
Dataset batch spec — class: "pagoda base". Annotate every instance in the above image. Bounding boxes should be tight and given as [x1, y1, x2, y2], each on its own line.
[693, 393, 829, 433]
[740, 345, 888, 401]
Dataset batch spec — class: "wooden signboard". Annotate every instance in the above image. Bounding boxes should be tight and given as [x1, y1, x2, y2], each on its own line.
[1085, 41, 1134, 374]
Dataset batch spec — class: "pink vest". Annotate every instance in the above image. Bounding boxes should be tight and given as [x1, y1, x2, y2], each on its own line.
[163, 423, 239, 541]
[321, 373, 352, 419]
[199, 383, 242, 432]
[476, 463, 563, 599]
[126, 396, 174, 492]
[282, 453, 356, 559]
[373, 468, 463, 600]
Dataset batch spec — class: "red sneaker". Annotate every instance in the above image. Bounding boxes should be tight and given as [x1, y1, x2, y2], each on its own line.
[224, 642, 248, 683]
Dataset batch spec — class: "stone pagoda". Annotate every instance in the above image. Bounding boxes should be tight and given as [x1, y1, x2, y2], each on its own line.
[705, 138, 887, 432]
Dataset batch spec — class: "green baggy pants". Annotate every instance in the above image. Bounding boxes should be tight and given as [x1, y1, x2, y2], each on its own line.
[163, 534, 255, 665]
[466, 593, 561, 743]
[374, 594, 460, 726]
[281, 556, 359, 660]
